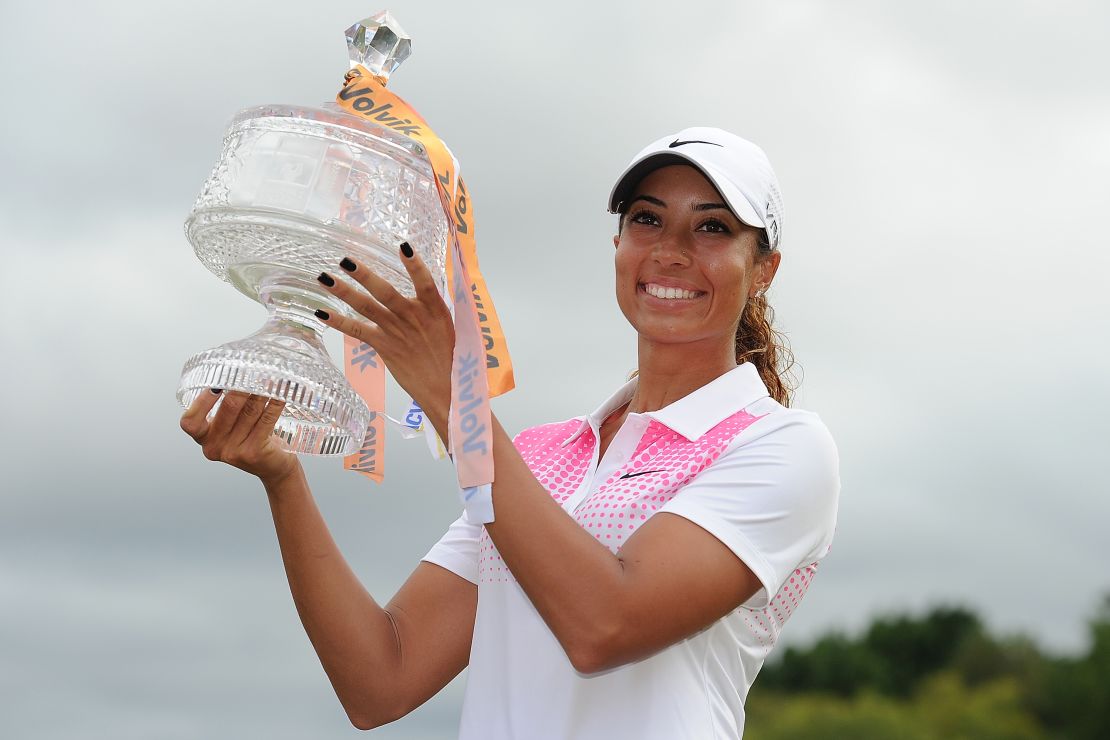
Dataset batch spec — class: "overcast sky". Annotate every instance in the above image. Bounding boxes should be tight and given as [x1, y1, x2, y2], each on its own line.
[2, 1, 1108, 738]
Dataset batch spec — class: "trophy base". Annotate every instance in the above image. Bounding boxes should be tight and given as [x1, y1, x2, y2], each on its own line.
[177, 301, 372, 456]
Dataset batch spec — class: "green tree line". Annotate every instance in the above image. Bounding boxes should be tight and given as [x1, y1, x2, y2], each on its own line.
[744, 597, 1110, 739]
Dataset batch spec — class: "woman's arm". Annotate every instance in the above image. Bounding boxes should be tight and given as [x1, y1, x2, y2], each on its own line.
[263, 465, 476, 728]
[478, 410, 838, 672]
[455, 413, 762, 673]
[393, 389, 758, 674]
[316, 254, 765, 674]
[181, 390, 476, 729]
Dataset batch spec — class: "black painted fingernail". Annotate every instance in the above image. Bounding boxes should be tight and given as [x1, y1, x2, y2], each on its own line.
[317, 271, 335, 287]
[314, 309, 330, 321]
[211, 388, 223, 395]
[400, 241, 413, 258]
[339, 257, 357, 272]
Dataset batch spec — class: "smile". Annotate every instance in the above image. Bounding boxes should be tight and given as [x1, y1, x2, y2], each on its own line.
[640, 282, 706, 300]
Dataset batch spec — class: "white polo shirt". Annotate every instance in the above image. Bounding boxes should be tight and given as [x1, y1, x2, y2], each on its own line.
[423, 362, 839, 739]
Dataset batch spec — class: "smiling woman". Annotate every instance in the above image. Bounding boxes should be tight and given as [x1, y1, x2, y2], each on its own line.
[179, 126, 840, 739]
[617, 167, 767, 343]
[611, 130, 793, 408]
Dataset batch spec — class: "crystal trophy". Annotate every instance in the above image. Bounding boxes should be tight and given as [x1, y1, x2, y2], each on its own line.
[177, 11, 449, 455]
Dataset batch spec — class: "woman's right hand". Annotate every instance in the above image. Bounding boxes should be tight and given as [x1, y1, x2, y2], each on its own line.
[179, 389, 301, 485]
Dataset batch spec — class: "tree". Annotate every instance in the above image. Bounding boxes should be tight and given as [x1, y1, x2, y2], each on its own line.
[747, 597, 1110, 739]
[757, 606, 984, 697]
[1028, 595, 1110, 739]
[862, 606, 982, 696]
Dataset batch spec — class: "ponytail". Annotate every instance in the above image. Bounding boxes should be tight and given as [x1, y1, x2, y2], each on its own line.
[736, 231, 796, 406]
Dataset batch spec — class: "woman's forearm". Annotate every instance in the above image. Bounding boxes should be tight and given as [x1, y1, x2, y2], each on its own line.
[262, 466, 404, 728]
[422, 401, 627, 665]
[481, 416, 628, 670]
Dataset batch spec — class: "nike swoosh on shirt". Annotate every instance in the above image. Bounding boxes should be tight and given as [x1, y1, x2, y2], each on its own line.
[619, 469, 666, 479]
[668, 139, 722, 148]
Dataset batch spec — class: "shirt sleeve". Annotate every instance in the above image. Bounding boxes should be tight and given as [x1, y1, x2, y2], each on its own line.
[421, 512, 483, 585]
[658, 409, 840, 609]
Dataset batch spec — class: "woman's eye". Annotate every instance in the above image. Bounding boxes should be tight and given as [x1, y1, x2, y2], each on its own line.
[698, 219, 731, 234]
[629, 210, 660, 226]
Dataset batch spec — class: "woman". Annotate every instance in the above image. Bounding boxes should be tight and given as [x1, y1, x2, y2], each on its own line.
[180, 127, 840, 739]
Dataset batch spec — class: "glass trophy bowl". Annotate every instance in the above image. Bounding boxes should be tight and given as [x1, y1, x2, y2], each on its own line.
[177, 99, 450, 455]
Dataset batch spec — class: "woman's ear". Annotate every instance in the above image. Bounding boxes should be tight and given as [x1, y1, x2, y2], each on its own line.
[751, 251, 782, 297]
[613, 234, 620, 250]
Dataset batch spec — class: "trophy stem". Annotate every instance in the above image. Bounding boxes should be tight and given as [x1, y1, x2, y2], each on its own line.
[177, 272, 371, 456]
[257, 273, 337, 337]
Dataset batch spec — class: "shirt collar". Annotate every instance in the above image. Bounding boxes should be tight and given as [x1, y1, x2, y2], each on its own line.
[562, 363, 770, 446]
[561, 374, 639, 447]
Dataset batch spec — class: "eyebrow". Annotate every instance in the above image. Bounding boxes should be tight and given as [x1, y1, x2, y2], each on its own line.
[627, 194, 731, 212]
[628, 195, 665, 208]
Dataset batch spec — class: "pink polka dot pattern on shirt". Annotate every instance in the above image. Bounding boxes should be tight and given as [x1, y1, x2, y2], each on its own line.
[743, 561, 821, 657]
[477, 410, 765, 583]
[478, 420, 594, 583]
[573, 411, 764, 552]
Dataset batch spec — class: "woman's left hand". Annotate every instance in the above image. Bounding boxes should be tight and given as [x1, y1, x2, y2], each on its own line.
[314, 244, 455, 432]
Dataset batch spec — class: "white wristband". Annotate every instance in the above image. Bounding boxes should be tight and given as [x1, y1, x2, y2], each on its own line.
[460, 484, 494, 524]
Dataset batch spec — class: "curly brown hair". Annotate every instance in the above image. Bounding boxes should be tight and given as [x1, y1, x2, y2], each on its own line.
[737, 230, 796, 407]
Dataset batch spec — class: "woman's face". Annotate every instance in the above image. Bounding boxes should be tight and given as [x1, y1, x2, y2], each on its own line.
[613, 164, 778, 351]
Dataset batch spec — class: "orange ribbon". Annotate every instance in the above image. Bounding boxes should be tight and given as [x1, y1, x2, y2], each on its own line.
[335, 67, 514, 488]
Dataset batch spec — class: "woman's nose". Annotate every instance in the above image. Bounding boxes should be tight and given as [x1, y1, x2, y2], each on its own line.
[653, 231, 691, 265]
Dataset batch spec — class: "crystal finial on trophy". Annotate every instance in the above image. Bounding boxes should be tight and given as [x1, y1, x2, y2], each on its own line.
[177, 11, 450, 456]
[345, 10, 411, 79]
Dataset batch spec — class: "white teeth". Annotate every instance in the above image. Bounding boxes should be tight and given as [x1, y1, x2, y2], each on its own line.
[645, 283, 700, 300]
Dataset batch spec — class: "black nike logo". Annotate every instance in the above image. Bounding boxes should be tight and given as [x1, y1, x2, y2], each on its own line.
[669, 139, 722, 148]
[620, 469, 665, 479]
